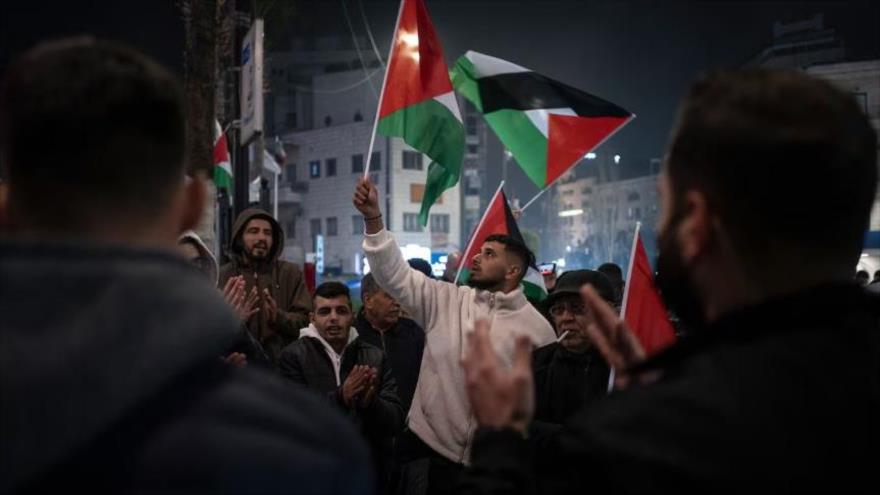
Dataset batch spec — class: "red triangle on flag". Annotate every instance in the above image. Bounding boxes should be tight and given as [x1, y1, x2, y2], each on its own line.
[458, 187, 517, 281]
[378, 0, 454, 119]
[546, 114, 630, 186]
[622, 228, 677, 357]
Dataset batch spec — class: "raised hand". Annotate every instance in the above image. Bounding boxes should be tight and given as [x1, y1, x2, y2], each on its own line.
[462, 319, 534, 432]
[352, 176, 381, 219]
[580, 285, 646, 389]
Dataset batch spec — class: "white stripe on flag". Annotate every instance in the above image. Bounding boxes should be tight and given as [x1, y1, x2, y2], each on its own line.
[464, 50, 529, 78]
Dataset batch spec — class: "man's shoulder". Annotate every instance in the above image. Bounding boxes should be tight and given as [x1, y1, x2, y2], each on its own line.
[275, 259, 303, 276]
[139, 366, 371, 491]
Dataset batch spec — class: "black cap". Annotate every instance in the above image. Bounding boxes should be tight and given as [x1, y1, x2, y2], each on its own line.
[544, 269, 616, 309]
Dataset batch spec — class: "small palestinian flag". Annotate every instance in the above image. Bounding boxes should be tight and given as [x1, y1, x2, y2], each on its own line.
[451, 51, 633, 189]
[376, 0, 464, 226]
[622, 223, 677, 357]
[456, 185, 548, 302]
[213, 120, 232, 191]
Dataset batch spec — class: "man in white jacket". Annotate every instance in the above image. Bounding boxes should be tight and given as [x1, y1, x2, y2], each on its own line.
[354, 177, 555, 494]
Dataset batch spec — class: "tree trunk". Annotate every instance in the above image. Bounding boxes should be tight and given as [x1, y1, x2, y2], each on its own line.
[182, 0, 219, 253]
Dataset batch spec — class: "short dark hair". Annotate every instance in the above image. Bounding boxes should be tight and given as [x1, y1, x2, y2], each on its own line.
[360, 273, 380, 301]
[484, 234, 535, 281]
[666, 69, 877, 270]
[0, 37, 185, 231]
[314, 281, 351, 306]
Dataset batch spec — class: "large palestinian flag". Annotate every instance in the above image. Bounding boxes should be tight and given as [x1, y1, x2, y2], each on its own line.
[376, 0, 464, 226]
[455, 185, 547, 302]
[451, 51, 633, 189]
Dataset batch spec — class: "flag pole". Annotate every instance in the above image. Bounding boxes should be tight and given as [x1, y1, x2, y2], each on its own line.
[455, 180, 505, 284]
[363, 0, 406, 180]
[519, 114, 637, 213]
[620, 221, 641, 318]
[608, 220, 641, 393]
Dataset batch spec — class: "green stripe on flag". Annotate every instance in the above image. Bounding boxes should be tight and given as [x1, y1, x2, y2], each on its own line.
[378, 97, 464, 226]
[484, 109, 548, 187]
[450, 55, 483, 112]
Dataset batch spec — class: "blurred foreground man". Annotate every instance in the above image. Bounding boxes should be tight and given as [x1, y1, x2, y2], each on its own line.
[459, 69, 880, 494]
[0, 38, 370, 494]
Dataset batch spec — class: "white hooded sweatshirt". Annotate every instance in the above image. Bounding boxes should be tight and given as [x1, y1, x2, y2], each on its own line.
[299, 324, 359, 386]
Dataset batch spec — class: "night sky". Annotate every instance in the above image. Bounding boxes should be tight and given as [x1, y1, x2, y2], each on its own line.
[3, 0, 878, 206]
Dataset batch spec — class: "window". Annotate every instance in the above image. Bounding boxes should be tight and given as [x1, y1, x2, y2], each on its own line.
[326, 158, 337, 177]
[310, 218, 322, 237]
[430, 214, 450, 233]
[284, 163, 297, 183]
[309, 160, 321, 178]
[326, 217, 338, 236]
[352, 214, 364, 235]
[286, 219, 296, 238]
[410, 184, 443, 204]
[627, 191, 641, 202]
[467, 144, 479, 155]
[403, 213, 423, 232]
[465, 116, 478, 136]
[370, 151, 381, 171]
[402, 151, 423, 170]
[285, 112, 297, 128]
[351, 154, 364, 173]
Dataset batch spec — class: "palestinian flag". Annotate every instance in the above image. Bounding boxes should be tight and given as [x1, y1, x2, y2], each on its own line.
[455, 185, 548, 302]
[213, 120, 233, 191]
[622, 223, 677, 356]
[451, 51, 633, 189]
[376, 0, 464, 226]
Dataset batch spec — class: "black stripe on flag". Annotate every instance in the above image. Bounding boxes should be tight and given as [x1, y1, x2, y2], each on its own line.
[479, 71, 631, 117]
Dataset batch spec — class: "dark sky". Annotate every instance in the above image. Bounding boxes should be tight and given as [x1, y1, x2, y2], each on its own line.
[3, 0, 878, 204]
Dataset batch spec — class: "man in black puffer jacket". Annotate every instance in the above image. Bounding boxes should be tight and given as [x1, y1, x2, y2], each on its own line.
[279, 282, 405, 494]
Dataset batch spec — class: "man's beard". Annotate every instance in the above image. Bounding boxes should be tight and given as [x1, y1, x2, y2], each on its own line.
[245, 243, 270, 261]
[655, 216, 706, 331]
[468, 274, 502, 291]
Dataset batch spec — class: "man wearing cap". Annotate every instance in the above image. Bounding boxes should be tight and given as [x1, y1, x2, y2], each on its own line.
[531, 270, 617, 436]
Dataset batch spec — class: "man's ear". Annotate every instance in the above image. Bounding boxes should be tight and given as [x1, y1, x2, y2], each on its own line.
[309, 312, 316, 325]
[677, 190, 712, 266]
[178, 173, 207, 234]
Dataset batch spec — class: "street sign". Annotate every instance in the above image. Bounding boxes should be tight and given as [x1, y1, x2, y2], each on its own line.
[240, 18, 264, 145]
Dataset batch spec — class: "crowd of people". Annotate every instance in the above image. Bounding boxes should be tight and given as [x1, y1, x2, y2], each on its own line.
[2, 37, 878, 494]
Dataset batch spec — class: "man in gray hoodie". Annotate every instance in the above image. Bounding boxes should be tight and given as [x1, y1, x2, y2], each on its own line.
[0, 37, 371, 494]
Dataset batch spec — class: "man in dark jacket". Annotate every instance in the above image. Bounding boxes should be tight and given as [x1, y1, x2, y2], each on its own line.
[356, 273, 425, 411]
[459, 69, 880, 494]
[280, 281, 405, 493]
[531, 270, 615, 432]
[219, 208, 312, 366]
[356, 273, 426, 493]
[0, 38, 371, 494]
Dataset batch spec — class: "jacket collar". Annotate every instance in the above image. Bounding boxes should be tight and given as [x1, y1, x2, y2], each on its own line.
[299, 323, 359, 359]
[474, 286, 529, 311]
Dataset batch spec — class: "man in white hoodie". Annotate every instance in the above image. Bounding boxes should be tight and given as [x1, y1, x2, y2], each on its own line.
[353, 178, 555, 494]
